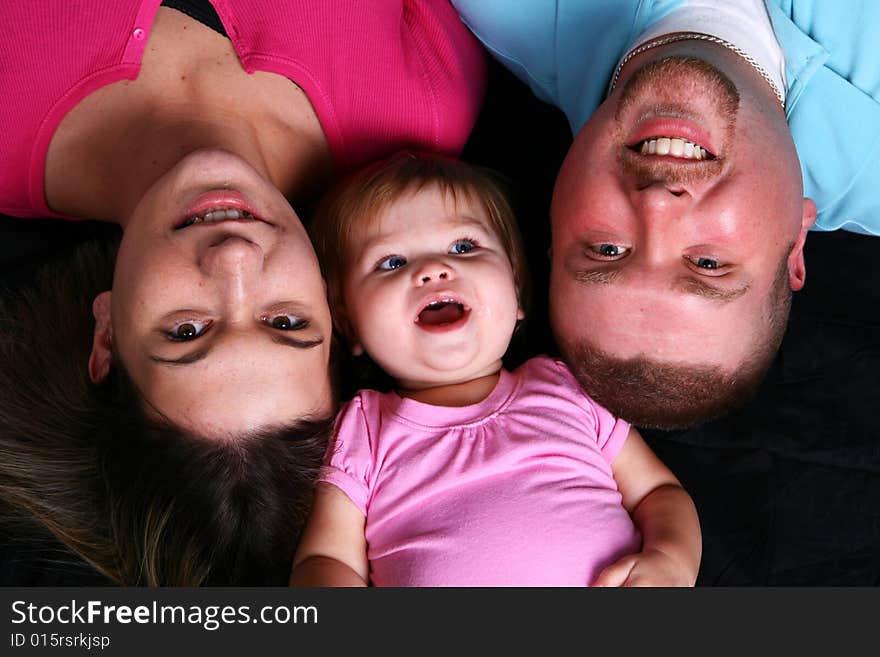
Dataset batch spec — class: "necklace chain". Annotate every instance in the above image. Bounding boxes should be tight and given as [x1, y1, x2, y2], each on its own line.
[608, 32, 785, 108]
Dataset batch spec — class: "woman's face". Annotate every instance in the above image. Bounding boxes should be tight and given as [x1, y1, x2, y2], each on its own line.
[95, 150, 334, 437]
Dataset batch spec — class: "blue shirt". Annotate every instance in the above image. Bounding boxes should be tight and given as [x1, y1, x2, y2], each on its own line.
[452, 0, 880, 235]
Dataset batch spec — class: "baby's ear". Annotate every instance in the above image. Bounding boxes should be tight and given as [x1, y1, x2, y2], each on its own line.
[333, 305, 364, 357]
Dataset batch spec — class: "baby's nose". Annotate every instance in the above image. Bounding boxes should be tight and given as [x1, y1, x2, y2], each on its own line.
[412, 259, 454, 285]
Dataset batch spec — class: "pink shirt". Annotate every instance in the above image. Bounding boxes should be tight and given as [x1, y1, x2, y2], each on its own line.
[322, 356, 641, 586]
[0, 1, 485, 219]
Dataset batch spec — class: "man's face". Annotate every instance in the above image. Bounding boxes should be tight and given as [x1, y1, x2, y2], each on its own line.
[104, 150, 334, 438]
[550, 56, 815, 374]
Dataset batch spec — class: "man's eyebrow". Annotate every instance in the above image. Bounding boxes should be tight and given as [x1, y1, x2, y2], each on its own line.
[572, 269, 621, 285]
[675, 277, 751, 302]
[573, 267, 750, 303]
[149, 334, 324, 366]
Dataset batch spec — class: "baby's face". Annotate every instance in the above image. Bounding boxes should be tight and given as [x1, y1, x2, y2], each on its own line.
[341, 186, 523, 391]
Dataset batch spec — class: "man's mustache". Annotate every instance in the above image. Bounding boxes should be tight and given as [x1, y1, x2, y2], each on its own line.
[617, 146, 723, 187]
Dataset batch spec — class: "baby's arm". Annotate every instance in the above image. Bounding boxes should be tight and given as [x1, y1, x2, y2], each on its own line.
[290, 483, 369, 587]
[593, 427, 701, 587]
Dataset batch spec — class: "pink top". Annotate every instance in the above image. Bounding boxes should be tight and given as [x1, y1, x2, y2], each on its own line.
[0, 0, 485, 219]
[322, 356, 641, 587]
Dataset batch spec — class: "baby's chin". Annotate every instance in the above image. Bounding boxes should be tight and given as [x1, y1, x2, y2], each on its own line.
[392, 359, 502, 390]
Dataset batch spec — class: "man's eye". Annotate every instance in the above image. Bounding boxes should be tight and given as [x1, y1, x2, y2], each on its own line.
[449, 239, 477, 255]
[265, 314, 309, 330]
[168, 320, 211, 341]
[377, 255, 407, 270]
[694, 257, 720, 270]
[687, 256, 724, 270]
[589, 243, 630, 259]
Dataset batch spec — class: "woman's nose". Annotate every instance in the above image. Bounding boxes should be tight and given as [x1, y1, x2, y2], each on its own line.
[200, 235, 263, 283]
[411, 258, 455, 286]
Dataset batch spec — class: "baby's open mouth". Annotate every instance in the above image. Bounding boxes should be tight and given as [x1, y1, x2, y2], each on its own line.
[416, 299, 469, 327]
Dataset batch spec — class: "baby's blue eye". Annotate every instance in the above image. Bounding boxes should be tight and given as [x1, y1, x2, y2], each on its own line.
[449, 239, 476, 255]
[168, 320, 210, 341]
[377, 255, 407, 270]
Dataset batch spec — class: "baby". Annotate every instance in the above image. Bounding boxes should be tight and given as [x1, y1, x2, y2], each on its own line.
[292, 152, 701, 586]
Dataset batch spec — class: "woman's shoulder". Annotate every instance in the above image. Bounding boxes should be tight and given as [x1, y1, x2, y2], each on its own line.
[226, 0, 486, 168]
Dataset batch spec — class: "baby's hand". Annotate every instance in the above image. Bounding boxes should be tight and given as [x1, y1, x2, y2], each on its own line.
[591, 548, 696, 587]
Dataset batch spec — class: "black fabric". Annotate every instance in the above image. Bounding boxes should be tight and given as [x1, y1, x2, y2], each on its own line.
[1, 57, 878, 586]
[161, 0, 227, 37]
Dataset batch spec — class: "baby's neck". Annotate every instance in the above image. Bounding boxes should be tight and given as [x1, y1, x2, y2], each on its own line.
[398, 371, 501, 407]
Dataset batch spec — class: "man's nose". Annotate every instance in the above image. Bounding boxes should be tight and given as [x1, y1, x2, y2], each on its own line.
[411, 258, 455, 286]
[630, 182, 691, 223]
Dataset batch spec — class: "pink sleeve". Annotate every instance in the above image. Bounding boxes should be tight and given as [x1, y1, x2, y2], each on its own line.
[319, 396, 375, 515]
[589, 400, 631, 463]
[547, 357, 632, 463]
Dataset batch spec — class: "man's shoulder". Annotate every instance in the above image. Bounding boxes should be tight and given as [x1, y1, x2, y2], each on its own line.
[450, 0, 690, 131]
[768, 0, 880, 235]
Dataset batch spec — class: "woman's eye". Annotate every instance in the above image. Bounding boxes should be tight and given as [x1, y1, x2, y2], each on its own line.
[589, 243, 630, 259]
[377, 255, 407, 271]
[265, 314, 309, 330]
[168, 320, 210, 341]
[449, 239, 477, 255]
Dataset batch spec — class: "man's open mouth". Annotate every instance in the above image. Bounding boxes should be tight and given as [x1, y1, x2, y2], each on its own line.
[629, 137, 715, 160]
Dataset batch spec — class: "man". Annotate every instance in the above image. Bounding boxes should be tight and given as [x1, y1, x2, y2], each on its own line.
[452, 0, 879, 428]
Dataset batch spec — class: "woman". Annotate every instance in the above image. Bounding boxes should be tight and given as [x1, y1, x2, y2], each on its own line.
[0, 0, 484, 584]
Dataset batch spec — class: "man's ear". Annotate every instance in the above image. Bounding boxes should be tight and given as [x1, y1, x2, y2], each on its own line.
[788, 198, 817, 291]
[88, 291, 113, 383]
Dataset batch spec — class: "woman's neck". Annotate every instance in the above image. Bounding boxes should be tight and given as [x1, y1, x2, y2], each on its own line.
[398, 371, 502, 407]
[44, 7, 332, 223]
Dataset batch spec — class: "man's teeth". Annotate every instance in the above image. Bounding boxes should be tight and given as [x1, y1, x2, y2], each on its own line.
[639, 137, 710, 160]
[183, 208, 255, 226]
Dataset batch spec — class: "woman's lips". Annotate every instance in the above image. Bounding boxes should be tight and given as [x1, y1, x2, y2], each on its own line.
[177, 190, 265, 228]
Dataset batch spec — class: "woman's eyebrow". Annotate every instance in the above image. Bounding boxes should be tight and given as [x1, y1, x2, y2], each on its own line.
[149, 349, 210, 366]
[270, 334, 324, 349]
[149, 334, 324, 366]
